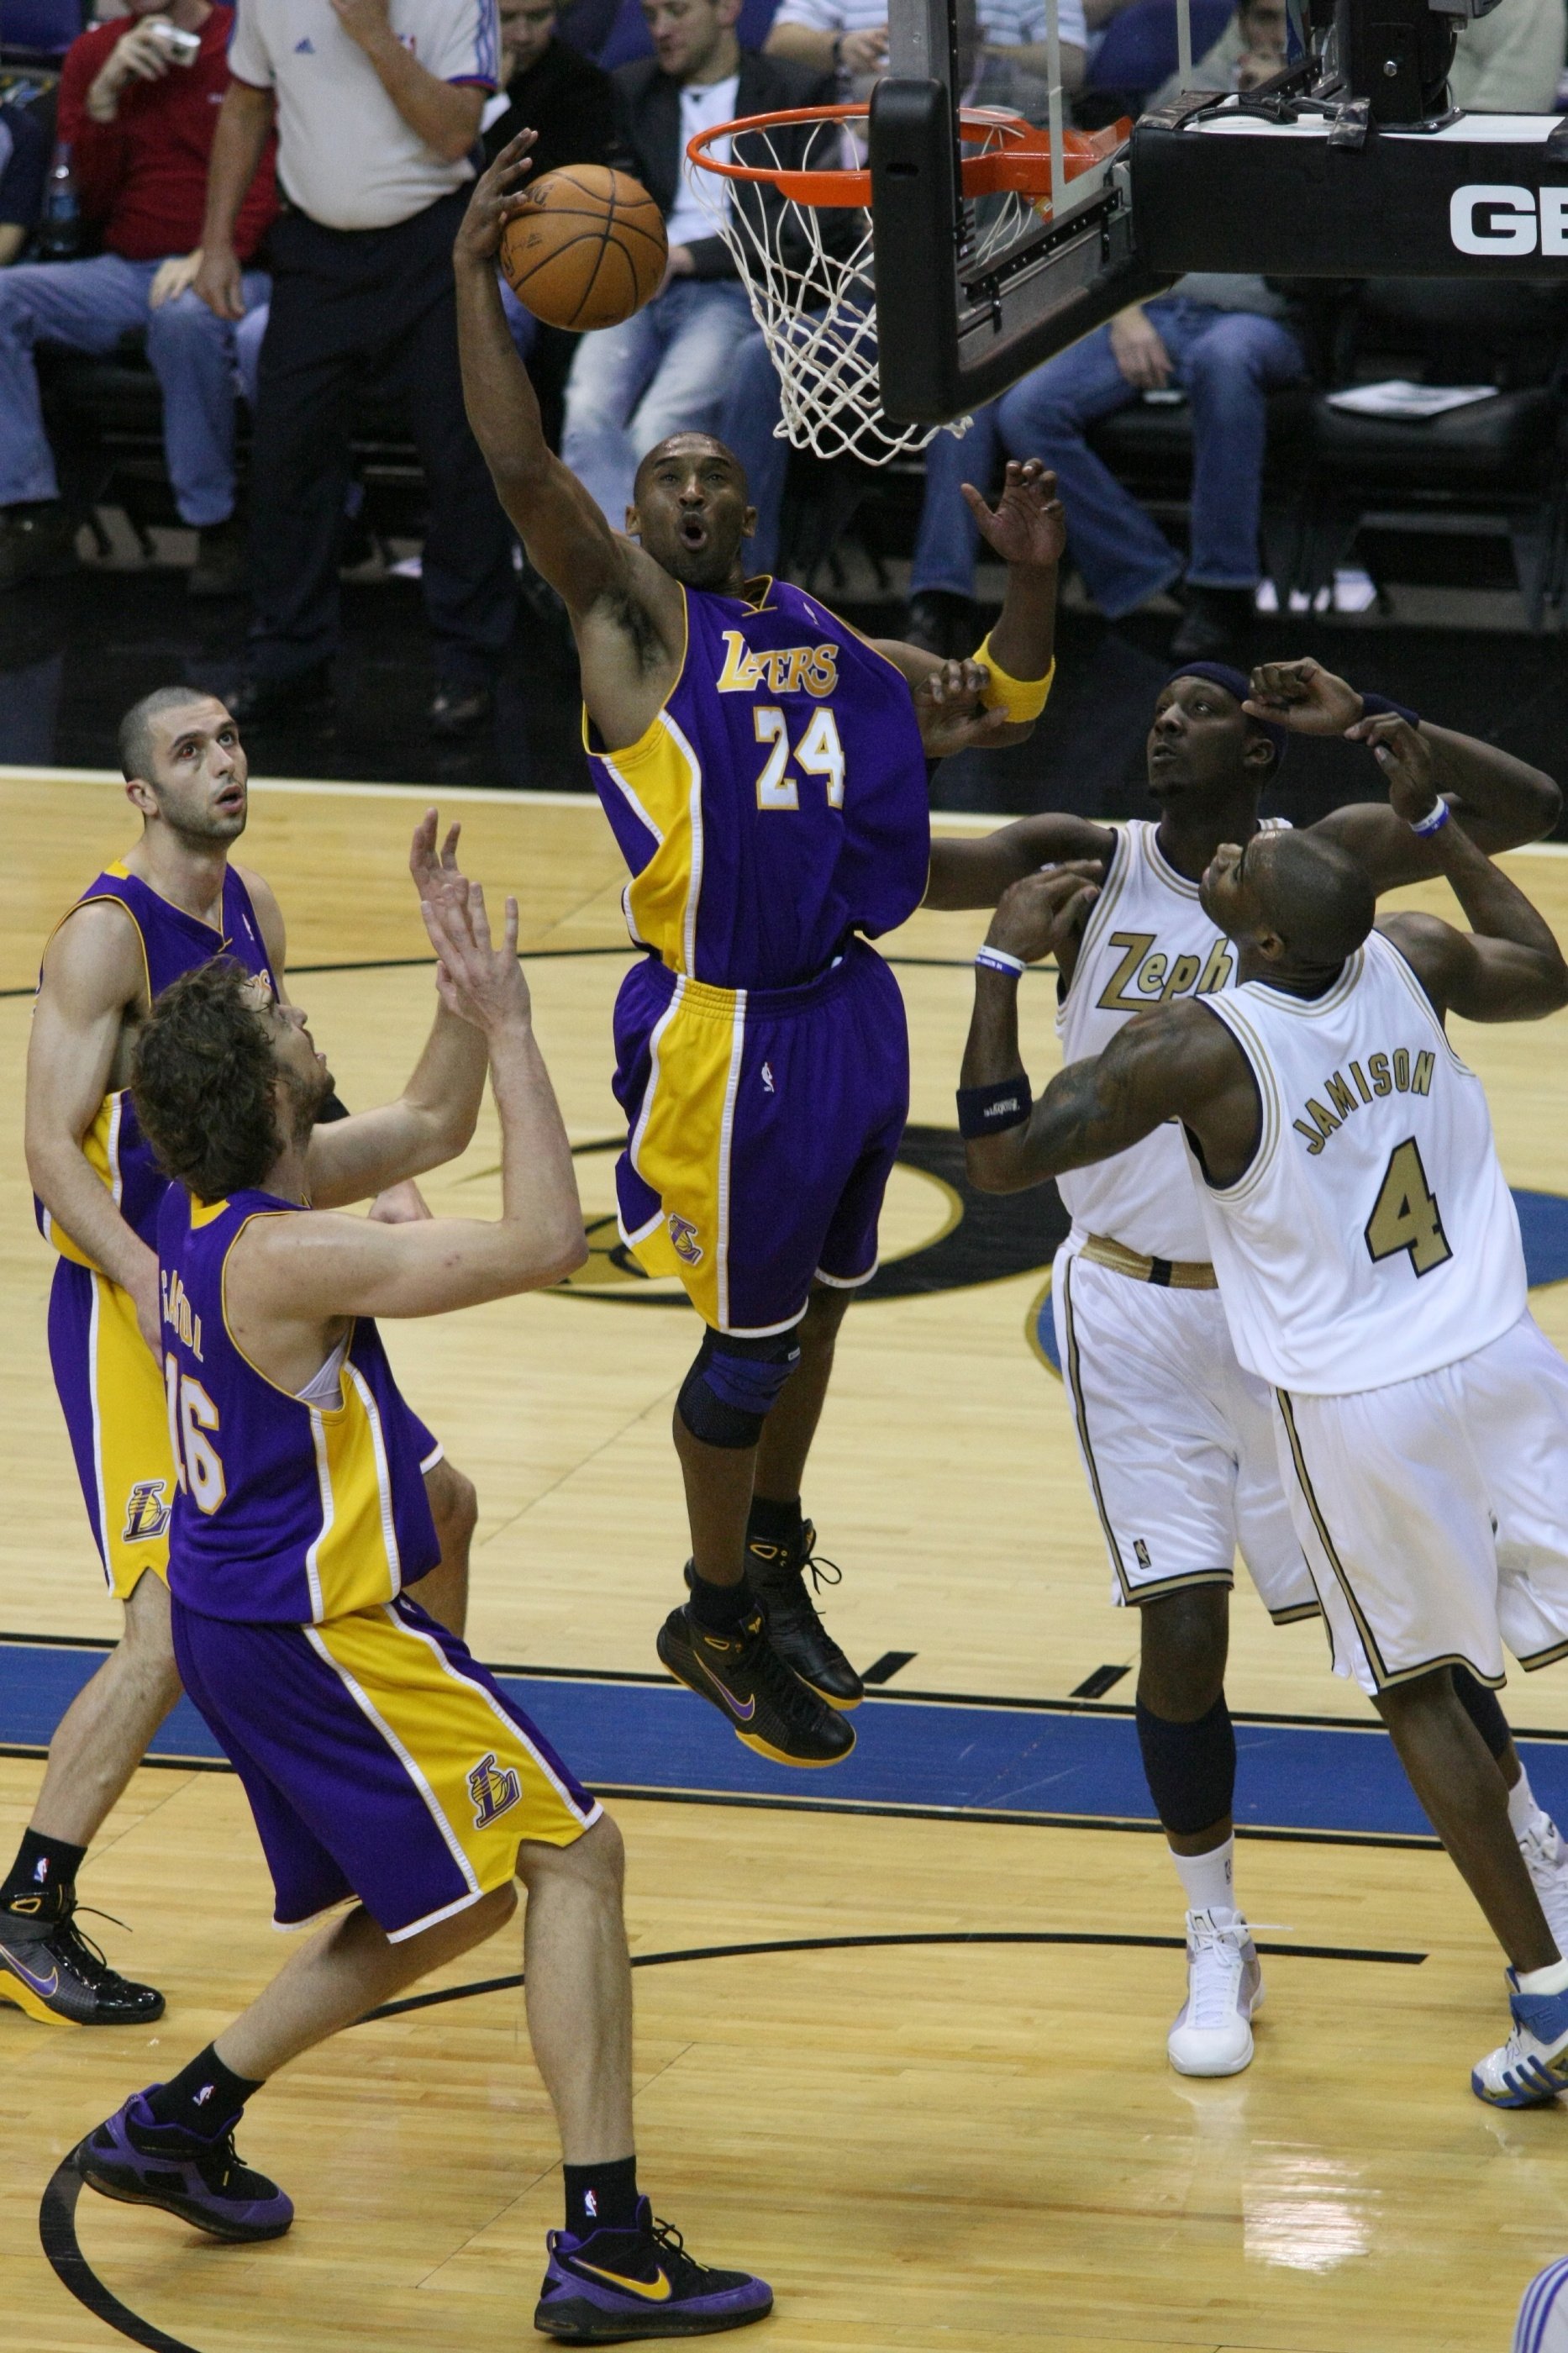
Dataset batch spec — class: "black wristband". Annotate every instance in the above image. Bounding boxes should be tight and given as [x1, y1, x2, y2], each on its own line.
[956, 1075, 1032, 1140]
[315, 1088, 351, 1124]
[1359, 691, 1421, 730]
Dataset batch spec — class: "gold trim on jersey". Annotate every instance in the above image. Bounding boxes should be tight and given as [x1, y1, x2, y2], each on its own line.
[1375, 926, 1473, 1075]
[1274, 1387, 1505, 1692]
[1191, 990, 1284, 1206]
[1081, 1233, 1218, 1290]
[1055, 824, 1131, 1024]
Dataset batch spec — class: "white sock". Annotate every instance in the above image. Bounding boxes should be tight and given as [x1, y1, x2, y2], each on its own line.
[1507, 1765, 1555, 1845]
[1171, 1836, 1238, 1919]
[1517, 1955, 1568, 1996]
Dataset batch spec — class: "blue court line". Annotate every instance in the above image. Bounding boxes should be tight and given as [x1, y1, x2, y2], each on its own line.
[6, 1636, 1568, 1842]
[1034, 1187, 1568, 1370]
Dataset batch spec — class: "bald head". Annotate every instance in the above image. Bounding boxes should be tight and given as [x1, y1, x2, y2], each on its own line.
[1250, 830, 1376, 966]
[632, 432, 746, 505]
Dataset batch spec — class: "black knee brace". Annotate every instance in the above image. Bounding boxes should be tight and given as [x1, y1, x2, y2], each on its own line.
[1452, 1664, 1511, 1760]
[676, 1328, 801, 1450]
[1135, 1693, 1236, 1838]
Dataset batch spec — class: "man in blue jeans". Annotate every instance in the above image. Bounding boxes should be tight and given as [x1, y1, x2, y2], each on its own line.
[908, 276, 1308, 660]
[560, 0, 830, 528]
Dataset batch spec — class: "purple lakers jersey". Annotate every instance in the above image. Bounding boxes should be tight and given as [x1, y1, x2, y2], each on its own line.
[39, 863, 276, 1266]
[585, 578, 930, 991]
[157, 1187, 439, 1624]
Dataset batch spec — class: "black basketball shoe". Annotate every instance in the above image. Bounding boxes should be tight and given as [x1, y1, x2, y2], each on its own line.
[742, 1522, 863, 1710]
[657, 1598, 855, 1766]
[0, 1894, 164, 2026]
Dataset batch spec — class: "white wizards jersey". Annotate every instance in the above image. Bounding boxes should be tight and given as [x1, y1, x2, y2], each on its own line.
[1056, 819, 1290, 1261]
[1192, 928, 1527, 1394]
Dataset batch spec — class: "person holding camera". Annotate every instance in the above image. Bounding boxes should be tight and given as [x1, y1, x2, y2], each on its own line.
[0, 0, 276, 597]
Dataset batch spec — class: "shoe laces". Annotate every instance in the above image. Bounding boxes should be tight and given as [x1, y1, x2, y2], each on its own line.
[1186, 1913, 1247, 2029]
[47, 1903, 132, 1990]
[646, 2215, 717, 2295]
[1523, 1821, 1566, 1877]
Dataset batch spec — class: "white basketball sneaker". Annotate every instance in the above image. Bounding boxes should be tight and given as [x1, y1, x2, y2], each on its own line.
[1472, 1971, 1568, 2108]
[1167, 1908, 1263, 2077]
[1520, 1818, 1568, 1958]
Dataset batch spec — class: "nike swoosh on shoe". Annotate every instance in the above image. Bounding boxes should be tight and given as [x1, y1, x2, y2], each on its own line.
[694, 1655, 756, 1721]
[0, 1942, 60, 1998]
[574, 2260, 672, 2303]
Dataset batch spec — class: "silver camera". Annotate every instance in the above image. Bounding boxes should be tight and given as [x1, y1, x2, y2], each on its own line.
[148, 21, 203, 64]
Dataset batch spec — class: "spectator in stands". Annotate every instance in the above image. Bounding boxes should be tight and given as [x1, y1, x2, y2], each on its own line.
[559, 0, 830, 529]
[904, 270, 1307, 661]
[0, 100, 48, 267]
[482, 0, 620, 361]
[0, 2, 275, 597]
[1450, 0, 1564, 113]
[1150, 0, 1286, 104]
[766, 0, 1087, 96]
[196, 0, 514, 738]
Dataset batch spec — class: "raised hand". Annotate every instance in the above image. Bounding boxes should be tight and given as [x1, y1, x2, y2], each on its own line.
[420, 877, 531, 1034]
[961, 459, 1067, 571]
[1244, 657, 1362, 737]
[987, 861, 1104, 966]
[1355, 713, 1439, 824]
[409, 808, 463, 911]
[454, 129, 539, 266]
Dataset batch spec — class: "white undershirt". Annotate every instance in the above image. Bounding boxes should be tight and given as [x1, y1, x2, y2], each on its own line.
[665, 73, 740, 251]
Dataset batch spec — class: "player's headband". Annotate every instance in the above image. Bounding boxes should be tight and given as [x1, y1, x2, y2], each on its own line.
[1163, 661, 1289, 764]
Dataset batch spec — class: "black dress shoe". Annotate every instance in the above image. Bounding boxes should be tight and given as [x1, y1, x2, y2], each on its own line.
[227, 662, 334, 725]
[0, 501, 78, 592]
[903, 587, 978, 661]
[1170, 585, 1255, 661]
[428, 684, 494, 739]
[187, 516, 248, 600]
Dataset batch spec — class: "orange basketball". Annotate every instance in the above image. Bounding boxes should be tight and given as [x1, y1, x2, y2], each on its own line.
[500, 166, 668, 333]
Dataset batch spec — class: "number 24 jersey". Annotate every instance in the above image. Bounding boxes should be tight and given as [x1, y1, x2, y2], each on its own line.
[1193, 928, 1527, 1396]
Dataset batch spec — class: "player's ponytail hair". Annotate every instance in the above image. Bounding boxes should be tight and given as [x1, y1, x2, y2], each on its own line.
[132, 958, 283, 1203]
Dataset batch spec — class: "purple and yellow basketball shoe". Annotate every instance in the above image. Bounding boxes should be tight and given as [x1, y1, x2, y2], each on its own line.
[741, 1522, 863, 1710]
[77, 2092, 294, 2241]
[534, 2200, 771, 2340]
[1472, 1973, 1568, 2108]
[657, 1598, 854, 1766]
[0, 1895, 163, 2025]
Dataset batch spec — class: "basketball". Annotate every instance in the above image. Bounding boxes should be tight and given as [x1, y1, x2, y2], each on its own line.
[499, 166, 668, 333]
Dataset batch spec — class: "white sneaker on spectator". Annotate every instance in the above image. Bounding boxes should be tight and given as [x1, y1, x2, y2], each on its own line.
[1168, 1908, 1262, 2077]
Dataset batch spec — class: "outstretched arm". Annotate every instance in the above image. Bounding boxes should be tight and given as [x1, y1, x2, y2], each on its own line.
[880, 462, 1067, 754]
[1370, 724, 1568, 1024]
[925, 814, 1114, 911]
[1245, 657, 1562, 889]
[960, 866, 1258, 1192]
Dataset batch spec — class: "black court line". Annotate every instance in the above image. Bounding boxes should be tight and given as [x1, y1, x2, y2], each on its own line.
[39, 1926, 1425, 2353]
[1071, 1664, 1131, 1699]
[860, 1650, 918, 1685]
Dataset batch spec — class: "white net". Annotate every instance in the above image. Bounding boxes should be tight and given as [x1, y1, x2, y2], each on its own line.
[690, 111, 1057, 467]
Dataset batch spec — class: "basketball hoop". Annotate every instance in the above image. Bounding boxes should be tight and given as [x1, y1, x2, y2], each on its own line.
[687, 105, 1128, 464]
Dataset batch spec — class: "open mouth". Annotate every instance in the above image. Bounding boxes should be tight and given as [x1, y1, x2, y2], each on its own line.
[679, 517, 708, 550]
[214, 784, 245, 817]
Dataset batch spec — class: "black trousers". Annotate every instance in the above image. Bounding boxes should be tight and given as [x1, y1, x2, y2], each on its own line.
[248, 189, 515, 687]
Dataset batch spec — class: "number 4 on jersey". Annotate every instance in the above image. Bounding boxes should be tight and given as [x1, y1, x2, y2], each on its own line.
[1365, 1138, 1454, 1277]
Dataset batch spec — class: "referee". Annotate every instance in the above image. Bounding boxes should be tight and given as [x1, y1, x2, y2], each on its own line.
[196, 0, 515, 736]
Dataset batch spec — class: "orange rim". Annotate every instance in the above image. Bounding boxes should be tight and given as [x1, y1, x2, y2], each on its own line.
[686, 103, 1129, 209]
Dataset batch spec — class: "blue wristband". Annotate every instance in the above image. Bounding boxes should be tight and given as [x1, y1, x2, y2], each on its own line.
[1409, 799, 1450, 838]
[1360, 691, 1422, 729]
[956, 1075, 1033, 1140]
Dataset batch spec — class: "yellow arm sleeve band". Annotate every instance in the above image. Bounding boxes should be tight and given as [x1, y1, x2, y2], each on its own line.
[974, 637, 1055, 724]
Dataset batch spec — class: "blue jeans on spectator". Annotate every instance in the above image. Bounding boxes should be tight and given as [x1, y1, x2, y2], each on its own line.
[0, 254, 270, 527]
[562, 277, 755, 526]
[911, 299, 1307, 618]
[720, 326, 791, 575]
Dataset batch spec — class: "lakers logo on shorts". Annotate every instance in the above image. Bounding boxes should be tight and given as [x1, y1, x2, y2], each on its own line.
[122, 1479, 172, 1545]
[667, 1213, 703, 1266]
[467, 1751, 523, 1829]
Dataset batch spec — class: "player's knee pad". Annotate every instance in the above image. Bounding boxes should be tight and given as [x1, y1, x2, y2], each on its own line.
[1451, 1663, 1511, 1760]
[1135, 1692, 1236, 1839]
[676, 1328, 802, 1450]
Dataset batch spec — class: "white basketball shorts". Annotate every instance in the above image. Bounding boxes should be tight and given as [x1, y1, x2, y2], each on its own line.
[1517, 2255, 1568, 2353]
[1050, 1241, 1318, 1619]
[1272, 1310, 1568, 1696]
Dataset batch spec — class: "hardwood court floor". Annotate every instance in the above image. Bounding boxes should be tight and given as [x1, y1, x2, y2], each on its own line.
[5, 771, 1568, 2351]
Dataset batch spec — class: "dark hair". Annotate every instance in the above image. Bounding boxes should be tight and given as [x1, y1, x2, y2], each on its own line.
[633, 433, 747, 503]
[131, 959, 283, 1203]
[118, 685, 215, 786]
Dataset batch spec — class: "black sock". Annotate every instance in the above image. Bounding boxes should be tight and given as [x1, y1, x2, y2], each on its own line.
[686, 1566, 753, 1633]
[564, 2154, 640, 2238]
[145, 2045, 265, 2140]
[1452, 1664, 1512, 1761]
[747, 1493, 802, 1545]
[2, 1829, 86, 1914]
